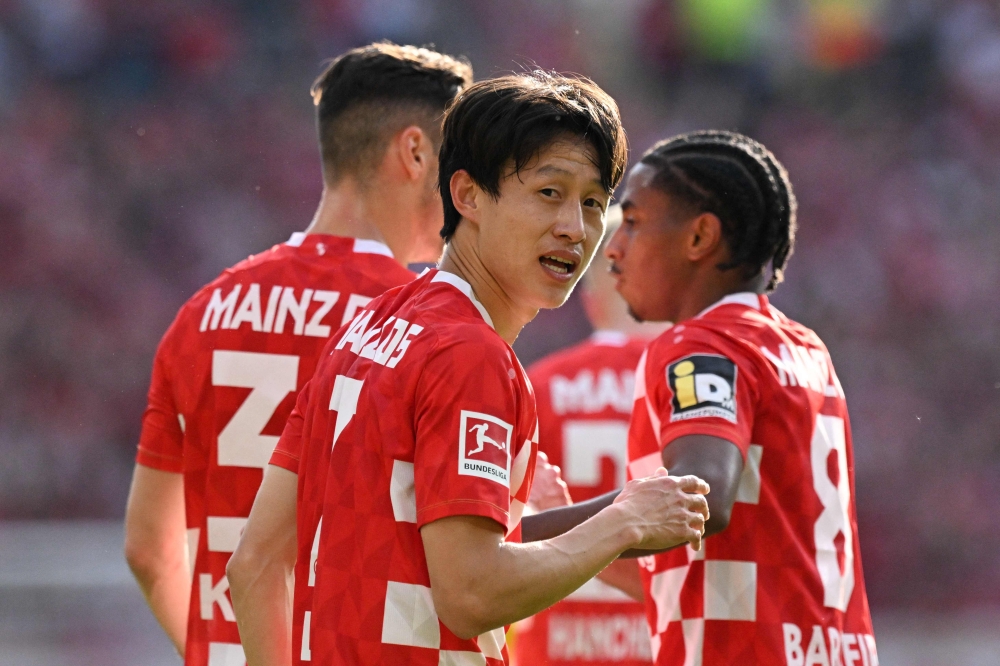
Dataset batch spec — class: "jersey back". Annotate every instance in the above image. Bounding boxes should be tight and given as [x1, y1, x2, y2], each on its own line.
[137, 233, 413, 666]
[273, 269, 538, 665]
[627, 293, 878, 666]
[513, 333, 652, 666]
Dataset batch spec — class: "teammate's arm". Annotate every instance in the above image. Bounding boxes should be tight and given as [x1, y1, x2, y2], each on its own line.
[124, 464, 189, 657]
[520, 489, 618, 542]
[421, 469, 709, 639]
[661, 434, 743, 537]
[227, 464, 298, 666]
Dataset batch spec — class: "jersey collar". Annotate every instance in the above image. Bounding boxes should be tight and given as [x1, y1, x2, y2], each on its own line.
[285, 232, 394, 258]
[590, 330, 629, 346]
[430, 270, 496, 330]
[696, 291, 763, 319]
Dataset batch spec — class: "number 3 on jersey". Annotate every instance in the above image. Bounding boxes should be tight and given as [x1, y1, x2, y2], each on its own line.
[212, 350, 299, 468]
[811, 414, 855, 611]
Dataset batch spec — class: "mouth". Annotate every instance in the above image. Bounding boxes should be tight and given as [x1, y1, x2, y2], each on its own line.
[539, 254, 579, 280]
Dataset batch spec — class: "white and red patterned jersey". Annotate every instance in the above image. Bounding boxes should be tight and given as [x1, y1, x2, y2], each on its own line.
[513, 332, 652, 666]
[272, 268, 538, 665]
[627, 293, 878, 666]
[137, 232, 413, 666]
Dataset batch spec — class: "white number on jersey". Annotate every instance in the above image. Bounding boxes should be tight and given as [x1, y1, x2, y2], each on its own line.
[301, 374, 364, 662]
[561, 420, 629, 489]
[811, 414, 855, 611]
[212, 350, 299, 469]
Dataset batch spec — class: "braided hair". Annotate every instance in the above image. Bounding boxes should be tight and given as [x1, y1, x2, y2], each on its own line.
[639, 131, 797, 292]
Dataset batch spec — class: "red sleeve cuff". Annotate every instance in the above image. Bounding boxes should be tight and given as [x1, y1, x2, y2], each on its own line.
[268, 448, 300, 474]
[136, 447, 184, 473]
[417, 499, 510, 535]
[661, 422, 750, 462]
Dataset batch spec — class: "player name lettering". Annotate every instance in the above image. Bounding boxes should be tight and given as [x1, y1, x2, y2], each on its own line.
[550, 368, 635, 415]
[199, 283, 369, 337]
[462, 461, 508, 481]
[334, 310, 423, 368]
[548, 612, 652, 661]
[782, 622, 878, 666]
[761, 342, 845, 399]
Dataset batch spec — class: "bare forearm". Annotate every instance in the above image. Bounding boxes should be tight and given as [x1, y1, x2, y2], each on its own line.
[520, 489, 619, 543]
[427, 506, 639, 638]
[129, 555, 190, 655]
[228, 464, 298, 666]
[229, 563, 293, 666]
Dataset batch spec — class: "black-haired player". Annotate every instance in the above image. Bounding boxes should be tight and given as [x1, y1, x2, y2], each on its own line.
[606, 131, 878, 665]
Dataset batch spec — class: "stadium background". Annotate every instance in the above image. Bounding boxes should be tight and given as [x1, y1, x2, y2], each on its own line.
[1, 0, 998, 664]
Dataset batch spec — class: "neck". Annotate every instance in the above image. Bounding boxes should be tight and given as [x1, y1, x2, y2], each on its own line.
[672, 271, 766, 323]
[304, 178, 410, 265]
[437, 233, 535, 346]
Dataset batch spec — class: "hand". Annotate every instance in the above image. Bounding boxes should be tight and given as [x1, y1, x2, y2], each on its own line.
[527, 451, 572, 511]
[612, 468, 710, 551]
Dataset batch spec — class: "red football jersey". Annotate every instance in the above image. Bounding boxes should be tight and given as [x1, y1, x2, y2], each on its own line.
[513, 332, 652, 666]
[272, 268, 538, 665]
[137, 233, 413, 666]
[626, 293, 878, 666]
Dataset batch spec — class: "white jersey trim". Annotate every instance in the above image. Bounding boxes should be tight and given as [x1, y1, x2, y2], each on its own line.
[430, 270, 496, 330]
[590, 329, 629, 346]
[353, 238, 394, 257]
[696, 291, 761, 319]
[285, 233, 395, 258]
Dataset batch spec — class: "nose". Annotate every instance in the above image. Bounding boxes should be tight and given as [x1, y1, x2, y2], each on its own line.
[553, 201, 586, 244]
[604, 224, 625, 262]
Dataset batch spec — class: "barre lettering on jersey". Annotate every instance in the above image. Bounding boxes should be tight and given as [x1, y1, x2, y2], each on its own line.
[199, 283, 372, 337]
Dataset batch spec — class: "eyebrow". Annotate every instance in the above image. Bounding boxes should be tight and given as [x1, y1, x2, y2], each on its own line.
[535, 164, 604, 188]
[620, 200, 635, 211]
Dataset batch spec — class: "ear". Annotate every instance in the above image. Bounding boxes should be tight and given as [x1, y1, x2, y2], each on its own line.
[686, 212, 725, 262]
[449, 170, 482, 228]
[393, 125, 432, 181]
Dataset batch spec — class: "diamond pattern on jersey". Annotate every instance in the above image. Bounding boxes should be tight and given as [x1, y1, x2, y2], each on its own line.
[390, 460, 417, 523]
[382, 582, 441, 649]
[207, 642, 246, 666]
[629, 295, 876, 665]
[137, 233, 415, 666]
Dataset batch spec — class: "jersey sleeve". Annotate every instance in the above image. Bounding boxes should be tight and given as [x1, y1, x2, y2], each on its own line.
[413, 336, 523, 533]
[269, 379, 311, 474]
[136, 333, 184, 473]
[647, 330, 761, 461]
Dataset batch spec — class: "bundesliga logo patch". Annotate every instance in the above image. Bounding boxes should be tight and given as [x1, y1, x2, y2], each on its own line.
[458, 410, 513, 488]
[667, 354, 738, 423]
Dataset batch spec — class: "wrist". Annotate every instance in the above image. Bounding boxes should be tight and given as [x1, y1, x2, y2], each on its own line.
[600, 503, 644, 552]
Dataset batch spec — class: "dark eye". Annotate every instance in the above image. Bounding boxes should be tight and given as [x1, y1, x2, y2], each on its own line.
[584, 197, 604, 210]
[540, 188, 557, 197]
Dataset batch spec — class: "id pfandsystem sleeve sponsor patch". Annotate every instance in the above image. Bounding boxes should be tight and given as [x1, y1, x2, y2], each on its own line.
[666, 354, 738, 423]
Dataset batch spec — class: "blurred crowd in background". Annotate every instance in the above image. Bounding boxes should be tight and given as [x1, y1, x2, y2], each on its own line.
[1, 0, 998, 614]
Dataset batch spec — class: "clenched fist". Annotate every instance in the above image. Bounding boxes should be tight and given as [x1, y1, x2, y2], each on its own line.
[528, 451, 572, 511]
[613, 468, 710, 551]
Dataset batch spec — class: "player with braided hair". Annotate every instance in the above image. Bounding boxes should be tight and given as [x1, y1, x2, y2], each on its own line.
[605, 131, 878, 665]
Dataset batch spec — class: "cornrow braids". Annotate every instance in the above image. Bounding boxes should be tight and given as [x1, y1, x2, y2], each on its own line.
[640, 130, 797, 292]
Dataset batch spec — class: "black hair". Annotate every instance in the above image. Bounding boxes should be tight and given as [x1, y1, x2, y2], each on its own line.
[438, 71, 628, 241]
[312, 42, 473, 183]
[640, 130, 797, 292]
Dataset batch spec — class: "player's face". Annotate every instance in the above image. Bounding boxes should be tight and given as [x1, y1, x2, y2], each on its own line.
[605, 163, 689, 322]
[477, 136, 610, 312]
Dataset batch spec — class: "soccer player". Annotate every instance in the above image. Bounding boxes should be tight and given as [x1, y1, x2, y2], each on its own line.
[237, 71, 711, 666]
[605, 131, 878, 665]
[123, 43, 472, 666]
[512, 207, 664, 666]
